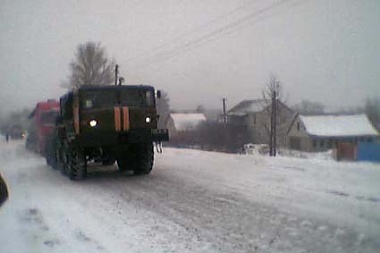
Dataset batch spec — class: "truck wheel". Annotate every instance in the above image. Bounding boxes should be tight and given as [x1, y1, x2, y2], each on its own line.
[46, 154, 58, 169]
[46, 155, 52, 166]
[116, 158, 129, 172]
[133, 143, 154, 176]
[102, 158, 116, 166]
[45, 138, 57, 169]
[60, 151, 70, 175]
[116, 147, 136, 172]
[59, 142, 70, 175]
[46, 147, 59, 170]
[68, 149, 87, 180]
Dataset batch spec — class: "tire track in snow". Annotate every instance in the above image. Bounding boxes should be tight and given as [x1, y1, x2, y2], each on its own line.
[81, 168, 380, 253]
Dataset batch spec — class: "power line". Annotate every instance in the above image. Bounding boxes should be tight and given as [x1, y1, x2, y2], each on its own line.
[130, 0, 303, 68]
[124, 0, 260, 63]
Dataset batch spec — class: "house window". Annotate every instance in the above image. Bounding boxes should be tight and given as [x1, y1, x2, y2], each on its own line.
[320, 140, 324, 147]
[367, 138, 373, 143]
[313, 140, 317, 148]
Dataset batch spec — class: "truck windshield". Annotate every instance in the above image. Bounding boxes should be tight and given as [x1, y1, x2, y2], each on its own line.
[41, 111, 59, 126]
[82, 90, 117, 109]
[120, 89, 154, 107]
[81, 89, 154, 109]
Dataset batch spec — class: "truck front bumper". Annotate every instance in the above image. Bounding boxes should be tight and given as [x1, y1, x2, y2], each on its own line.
[77, 129, 169, 147]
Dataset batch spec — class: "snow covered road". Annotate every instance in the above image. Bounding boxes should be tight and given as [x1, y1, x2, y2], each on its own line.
[0, 140, 379, 252]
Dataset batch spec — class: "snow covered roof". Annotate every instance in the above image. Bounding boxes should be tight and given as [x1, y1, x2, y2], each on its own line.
[170, 113, 206, 131]
[228, 100, 268, 116]
[300, 114, 379, 137]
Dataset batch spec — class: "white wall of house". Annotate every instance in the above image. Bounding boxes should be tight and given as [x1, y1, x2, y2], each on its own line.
[228, 100, 297, 147]
[249, 103, 296, 146]
[287, 118, 314, 151]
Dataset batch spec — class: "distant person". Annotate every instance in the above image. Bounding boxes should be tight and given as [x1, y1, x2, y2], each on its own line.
[0, 173, 8, 207]
[6, 132, 9, 143]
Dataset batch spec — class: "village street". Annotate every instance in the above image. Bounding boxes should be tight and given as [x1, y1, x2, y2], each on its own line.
[0, 140, 380, 253]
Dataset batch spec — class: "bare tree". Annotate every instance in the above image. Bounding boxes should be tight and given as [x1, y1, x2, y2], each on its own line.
[65, 42, 115, 89]
[263, 75, 280, 156]
[292, 100, 325, 115]
[261, 75, 294, 156]
[365, 96, 380, 129]
[262, 75, 282, 102]
[196, 105, 205, 114]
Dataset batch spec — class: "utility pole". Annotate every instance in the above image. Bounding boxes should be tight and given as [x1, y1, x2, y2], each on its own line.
[118, 77, 125, 86]
[273, 90, 277, 156]
[114, 64, 119, 86]
[222, 98, 227, 124]
[269, 86, 278, 157]
[270, 91, 274, 156]
[269, 90, 277, 156]
[222, 97, 228, 152]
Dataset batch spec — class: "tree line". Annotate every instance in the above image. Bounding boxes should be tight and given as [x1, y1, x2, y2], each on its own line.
[59, 40, 380, 133]
[1, 41, 379, 153]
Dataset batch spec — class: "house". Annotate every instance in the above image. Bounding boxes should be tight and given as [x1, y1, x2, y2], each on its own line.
[167, 113, 207, 137]
[228, 99, 297, 146]
[287, 114, 379, 152]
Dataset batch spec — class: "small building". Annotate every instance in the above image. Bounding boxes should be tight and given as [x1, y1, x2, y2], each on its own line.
[167, 113, 207, 137]
[228, 99, 297, 146]
[287, 114, 379, 152]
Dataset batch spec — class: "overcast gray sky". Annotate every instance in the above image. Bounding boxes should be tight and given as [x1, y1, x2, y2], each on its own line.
[1, 0, 379, 113]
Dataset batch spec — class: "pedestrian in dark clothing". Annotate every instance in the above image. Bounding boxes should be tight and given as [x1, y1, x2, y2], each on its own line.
[6, 133, 9, 143]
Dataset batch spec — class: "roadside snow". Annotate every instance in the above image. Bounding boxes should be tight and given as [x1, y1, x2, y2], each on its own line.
[1, 139, 379, 252]
[157, 148, 380, 235]
[0, 141, 212, 253]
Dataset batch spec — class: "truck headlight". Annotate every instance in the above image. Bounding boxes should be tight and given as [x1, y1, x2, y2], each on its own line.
[89, 120, 98, 127]
[145, 117, 151, 123]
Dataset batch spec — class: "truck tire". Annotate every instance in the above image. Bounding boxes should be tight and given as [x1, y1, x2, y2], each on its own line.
[102, 158, 115, 166]
[68, 148, 87, 180]
[59, 142, 70, 175]
[45, 137, 56, 169]
[133, 143, 154, 176]
[116, 157, 129, 172]
[60, 151, 69, 175]
[46, 143, 59, 170]
[0, 173, 8, 207]
[46, 154, 58, 169]
[116, 146, 136, 172]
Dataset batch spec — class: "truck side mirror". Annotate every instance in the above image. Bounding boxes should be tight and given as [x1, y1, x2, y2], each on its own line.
[157, 90, 162, 99]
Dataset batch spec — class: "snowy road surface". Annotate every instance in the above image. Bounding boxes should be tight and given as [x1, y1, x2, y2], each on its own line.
[0, 140, 380, 253]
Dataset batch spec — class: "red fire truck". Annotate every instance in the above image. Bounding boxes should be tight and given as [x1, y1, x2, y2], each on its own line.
[26, 100, 60, 155]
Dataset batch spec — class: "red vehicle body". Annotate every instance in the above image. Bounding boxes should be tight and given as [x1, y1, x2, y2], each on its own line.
[27, 100, 60, 154]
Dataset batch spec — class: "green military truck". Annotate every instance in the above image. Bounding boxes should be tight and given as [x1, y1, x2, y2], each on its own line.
[46, 85, 169, 180]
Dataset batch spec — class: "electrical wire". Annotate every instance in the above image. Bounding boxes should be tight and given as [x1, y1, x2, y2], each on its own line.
[128, 0, 304, 68]
[124, 1, 260, 63]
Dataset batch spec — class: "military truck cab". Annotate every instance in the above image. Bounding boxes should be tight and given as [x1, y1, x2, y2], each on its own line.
[48, 85, 169, 180]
